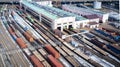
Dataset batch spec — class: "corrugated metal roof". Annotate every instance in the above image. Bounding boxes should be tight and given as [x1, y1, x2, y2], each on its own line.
[22, 0, 58, 20]
[84, 14, 99, 19]
[62, 5, 107, 17]
[22, 1, 87, 21]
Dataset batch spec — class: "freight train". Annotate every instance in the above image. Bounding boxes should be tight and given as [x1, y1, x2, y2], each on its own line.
[94, 28, 120, 42]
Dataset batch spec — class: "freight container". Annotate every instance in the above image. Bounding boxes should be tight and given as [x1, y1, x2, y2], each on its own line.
[84, 33, 95, 39]
[26, 30, 33, 36]
[106, 45, 120, 54]
[33, 50, 45, 62]
[23, 48, 32, 56]
[44, 45, 60, 59]
[9, 24, 16, 32]
[91, 30, 116, 43]
[29, 55, 44, 67]
[94, 29, 120, 42]
[42, 61, 51, 67]
[65, 56, 80, 67]
[94, 29, 109, 36]
[89, 39, 105, 48]
[8, 27, 13, 34]
[11, 32, 17, 41]
[47, 55, 63, 67]
[32, 25, 37, 29]
[61, 45, 74, 56]
[13, 22, 24, 34]
[12, 11, 28, 31]
[26, 15, 34, 23]
[55, 46, 68, 57]
[38, 49, 47, 56]
[16, 38, 27, 48]
[54, 29, 62, 38]
[23, 32, 34, 42]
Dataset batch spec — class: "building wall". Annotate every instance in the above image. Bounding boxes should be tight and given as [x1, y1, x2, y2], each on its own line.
[52, 17, 75, 31]
[102, 13, 109, 23]
[89, 18, 99, 23]
[89, 24, 99, 28]
[36, 1, 53, 7]
[75, 20, 89, 28]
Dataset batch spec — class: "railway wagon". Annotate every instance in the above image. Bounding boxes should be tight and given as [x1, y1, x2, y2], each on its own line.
[13, 20, 33, 42]
[11, 11, 28, 31]
[94, 29, 120, 42]
[89, 39, 120, 57]
[65, 56, 80, 67]
[55, 46, 68, 57]
[23, 48, 32, 56]
[81, 38, 108, 56]
[23, 32, 34, 42]
[13, 22, 24, 34]
[12, 13, 35, 42]
[101, 27, 120, 35]
[42, 61, 51, 67]
[26, 15, 34, 23]
[8, 27, 14, 34]
[61, 45, 74, 56]
[16, 38, 27, 48]
[9, 24, 16, 32]
[11, 32, 17, 41]
[38, 49, 47, 56]
[47, 55, 63, 67]
[90, 30, 115, 43]
[92, 45, 108, 56]
[44, 45, 60, 59]
[53, 29, 62, 38]
[32, 50, 45, 62]
[29, 55, 44, 67]
[15, 30, 28, 44]
[74, 49, 90, 60]
[16, 5, 21, 9]
[89, 39, 106, 48]
[106, 45, 120, 54]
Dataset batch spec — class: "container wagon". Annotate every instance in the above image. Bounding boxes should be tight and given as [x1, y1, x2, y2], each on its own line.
[47, 55, 63, 67]
[16, 38, 27, 48]
[38, 49, 47, 56]
[61, 45, 74, 56]
[94, 29, 120, 42]
[23, 48, 32, 56]
[29, 55, 44, 67]
[55, 46, 68, 57]
[44, 45, 60, 59]
[64, 56, 80, 67]
[32, 50, 45, 62]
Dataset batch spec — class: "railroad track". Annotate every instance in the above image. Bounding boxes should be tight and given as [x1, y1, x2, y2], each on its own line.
[16, 10, 94, 66]
[25, 14, 103, 67]
[0, 8, 29, 66]
[14, 6, 120, 67]
[0, 15, 30, 67]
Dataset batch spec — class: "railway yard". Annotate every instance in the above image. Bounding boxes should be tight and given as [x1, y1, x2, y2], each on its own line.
[0, 1, 120, 67]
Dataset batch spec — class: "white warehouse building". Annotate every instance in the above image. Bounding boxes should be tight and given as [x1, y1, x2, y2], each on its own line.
[62, 5, 109, 23]
[21, 0, 89, 31]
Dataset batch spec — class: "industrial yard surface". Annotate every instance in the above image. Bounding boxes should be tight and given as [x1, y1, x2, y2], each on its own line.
[0, 0, 120, 67]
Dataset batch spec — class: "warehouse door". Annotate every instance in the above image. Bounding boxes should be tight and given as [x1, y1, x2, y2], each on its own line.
[57, 27, 61, 30]
[69, 25, 73, 30]
[80, 23, 83, 28]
